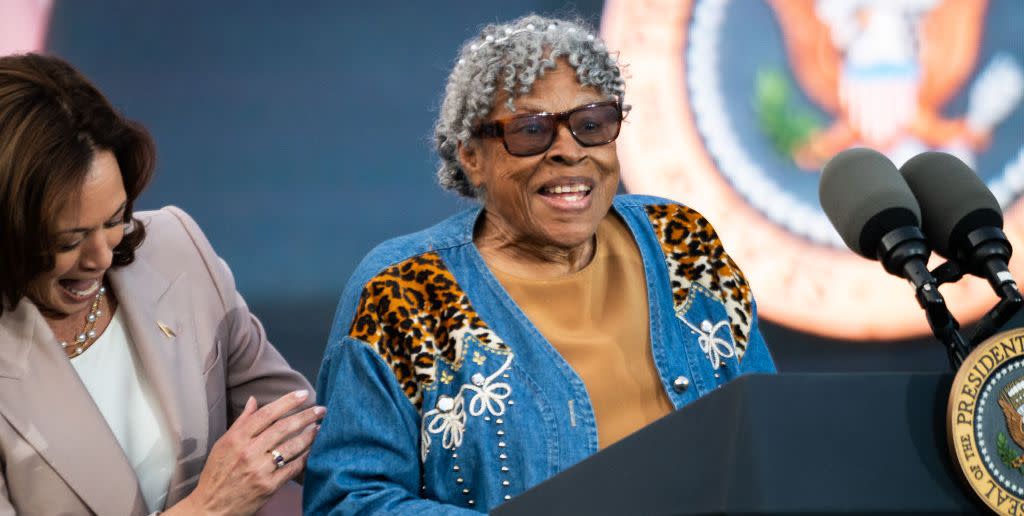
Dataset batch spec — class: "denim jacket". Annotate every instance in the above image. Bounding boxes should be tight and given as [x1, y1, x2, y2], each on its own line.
[304, 195, 776, 515]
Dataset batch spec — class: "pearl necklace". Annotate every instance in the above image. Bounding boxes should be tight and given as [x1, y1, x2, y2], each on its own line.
[58, 286, 106, 358]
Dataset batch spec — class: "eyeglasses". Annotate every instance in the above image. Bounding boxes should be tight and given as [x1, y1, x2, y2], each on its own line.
[474, 100, 624, 157]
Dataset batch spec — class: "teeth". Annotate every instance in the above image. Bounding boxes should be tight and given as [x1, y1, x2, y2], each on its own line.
[546, 184, 591, 194]
[65, 280, 99, 297]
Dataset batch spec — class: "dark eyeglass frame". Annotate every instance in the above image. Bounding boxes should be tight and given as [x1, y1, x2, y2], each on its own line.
[473, 100, 624, 157]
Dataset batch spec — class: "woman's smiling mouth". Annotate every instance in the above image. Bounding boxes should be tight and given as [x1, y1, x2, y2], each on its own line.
[538, 178, 594, 210]
[59, 278, 100, 301]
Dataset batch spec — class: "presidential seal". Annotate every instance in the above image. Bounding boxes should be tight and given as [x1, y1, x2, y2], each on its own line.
[602, 0, 1024, 340]
[949, 328, 1024, 514]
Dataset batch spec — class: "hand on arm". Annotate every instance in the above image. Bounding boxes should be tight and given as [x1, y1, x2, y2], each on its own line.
[164, 390, 324, 516]
[304, 339, 481, 515]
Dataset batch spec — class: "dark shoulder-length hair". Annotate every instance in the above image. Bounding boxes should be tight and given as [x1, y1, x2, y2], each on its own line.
[0, 53, 155, 315]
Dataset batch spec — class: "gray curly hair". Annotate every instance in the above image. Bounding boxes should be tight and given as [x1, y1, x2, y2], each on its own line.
[434, 14, 626, 198]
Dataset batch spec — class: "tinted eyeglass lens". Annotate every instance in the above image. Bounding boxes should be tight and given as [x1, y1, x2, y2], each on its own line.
[504, 115, 556, 155]
[569, 104, 621, 145]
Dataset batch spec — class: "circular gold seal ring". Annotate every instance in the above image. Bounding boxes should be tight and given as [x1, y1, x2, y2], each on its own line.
[949, 327, 1024, 514]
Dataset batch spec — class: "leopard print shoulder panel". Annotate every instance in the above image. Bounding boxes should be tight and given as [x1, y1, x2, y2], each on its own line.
[644, 204, 754, 358]
[348, 252, 508, 408]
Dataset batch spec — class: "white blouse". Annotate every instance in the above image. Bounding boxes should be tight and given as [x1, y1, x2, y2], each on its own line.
[70, 310, 175, 513]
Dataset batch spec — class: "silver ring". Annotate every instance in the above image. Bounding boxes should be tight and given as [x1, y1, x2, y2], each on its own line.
[269, 449, 286, 469]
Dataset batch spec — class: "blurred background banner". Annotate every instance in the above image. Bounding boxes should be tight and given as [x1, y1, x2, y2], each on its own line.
[603, 0, 1024, 341]
[7, 0, 1022, 381]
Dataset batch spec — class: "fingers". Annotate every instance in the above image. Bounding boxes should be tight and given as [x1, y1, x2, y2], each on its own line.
[192, 392, 320, 515]
[242, 395, 257, 416]
[272, 449, 310, 483]
[265, 422, 319, 471]
[238, 389, 311, 437]
[255, 404, 325, 451]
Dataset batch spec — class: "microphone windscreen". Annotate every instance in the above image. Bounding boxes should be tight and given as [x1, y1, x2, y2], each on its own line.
[819, 148, 921, 259]
[899, 152, 1002, 258]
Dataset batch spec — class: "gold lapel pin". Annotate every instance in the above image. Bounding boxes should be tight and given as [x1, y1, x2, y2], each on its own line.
[157, 321, 176, 338]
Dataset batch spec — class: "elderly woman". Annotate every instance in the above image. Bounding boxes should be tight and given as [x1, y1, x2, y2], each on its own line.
[305, 14, 775, 514]
[0, 53, 322, 515]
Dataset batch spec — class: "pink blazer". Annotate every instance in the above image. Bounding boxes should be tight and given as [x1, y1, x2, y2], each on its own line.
[0, 207, 313, 515]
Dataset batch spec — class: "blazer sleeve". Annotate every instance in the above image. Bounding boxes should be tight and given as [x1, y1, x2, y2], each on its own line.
[163, 206, 313, 419]
[0, 476, 15, 516]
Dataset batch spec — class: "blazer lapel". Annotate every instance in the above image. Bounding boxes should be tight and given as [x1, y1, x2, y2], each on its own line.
[0, 299, 147, 515]
[108, 258, 207, 507]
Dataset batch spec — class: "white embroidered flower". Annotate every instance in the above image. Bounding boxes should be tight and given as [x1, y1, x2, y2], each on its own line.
[465, 354, 513, 417]
[420, 353, 515, 461]
[678, 311, 735, 369]
[425, 394, 467, 452]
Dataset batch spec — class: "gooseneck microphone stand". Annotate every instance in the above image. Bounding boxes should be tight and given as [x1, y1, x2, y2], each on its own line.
[878, 227, 971, 369]
[898, 226, 1024, 370]
[961, 227, 1023, 347]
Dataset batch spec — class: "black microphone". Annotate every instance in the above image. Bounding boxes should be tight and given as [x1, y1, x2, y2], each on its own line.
[900, 151, 1022, 345]
[819, 147, 968, 366]
[899, 151, 1017, 297]
[819, 147, 929, 284]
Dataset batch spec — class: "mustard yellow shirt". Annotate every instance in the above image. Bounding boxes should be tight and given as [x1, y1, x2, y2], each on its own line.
[491, 213, 673, 449]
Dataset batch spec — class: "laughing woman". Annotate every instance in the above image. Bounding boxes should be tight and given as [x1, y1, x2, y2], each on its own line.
[0, 54, 322, 515]
[305, 15, 776, 514]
